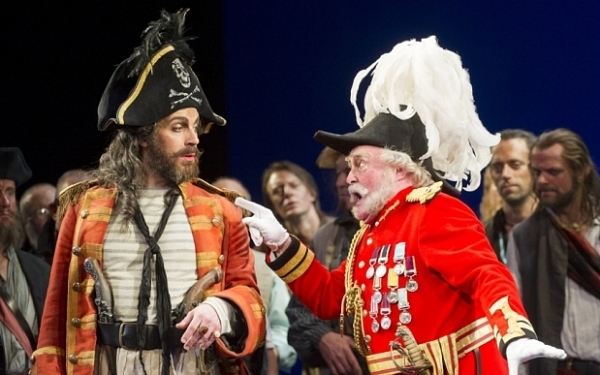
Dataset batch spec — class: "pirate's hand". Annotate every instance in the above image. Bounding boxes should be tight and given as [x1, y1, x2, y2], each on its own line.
[506, 338, 566, 375]
[176, 302, 222, 350]
[235, 197, 290, 254]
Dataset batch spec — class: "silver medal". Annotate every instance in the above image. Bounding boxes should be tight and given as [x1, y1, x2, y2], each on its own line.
[375, 264, 387, 278]
[373, 290, 382, 304]
[371, 320, 380, 333]
[387, 290, 398, 304]
[406, 279, 418, 292]
[381, 316, 392, 330]
[366, 266, 375, 279]
[393, 262, 405, 275]
[400, 310, 412, 324]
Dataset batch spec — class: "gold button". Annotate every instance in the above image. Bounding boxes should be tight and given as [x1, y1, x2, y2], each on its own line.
[72, 246, 81, 255]
[363, 309, 368, 317]
[218, 255, 225, 264]
[80, 210, 88, 218]
[375, 221, 380, 227]
[72, 283, 81, 292]
[212, 217, 221, 226]
[366, 238, 373, 245]
[29, 355, 35, 364]
[364, 335, 371, 343]
[71, 318, 81, 328]
[358, 260, 365, 269]
[361, 284, 366, 291]
[68, 354, 78, 364]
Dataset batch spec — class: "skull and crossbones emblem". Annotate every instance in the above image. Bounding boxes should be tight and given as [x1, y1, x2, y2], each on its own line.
[171, 58, 191, 88]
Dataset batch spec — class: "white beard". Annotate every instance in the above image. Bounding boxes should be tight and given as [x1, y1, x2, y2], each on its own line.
[349, 169, 397, 221]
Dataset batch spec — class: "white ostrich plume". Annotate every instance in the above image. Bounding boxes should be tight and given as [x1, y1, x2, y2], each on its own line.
[350, 36, 499, 191]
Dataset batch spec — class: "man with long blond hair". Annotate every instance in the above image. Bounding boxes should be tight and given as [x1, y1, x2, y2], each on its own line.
[508, 128, 600, 375]
[31, 9, 265, 375]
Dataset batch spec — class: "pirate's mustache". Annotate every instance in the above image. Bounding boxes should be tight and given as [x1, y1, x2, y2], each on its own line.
[172, 147, 201, 158]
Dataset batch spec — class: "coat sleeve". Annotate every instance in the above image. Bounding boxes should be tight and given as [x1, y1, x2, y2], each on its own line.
[419, 196, 537, 356]
[31, 202, 79, 374]
[211, 198, 266, 358]
[268, 236, 347, 320]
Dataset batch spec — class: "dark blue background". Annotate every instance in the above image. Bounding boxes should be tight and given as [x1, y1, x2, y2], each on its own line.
[3, 1, 599, 218]
[224, 1, 600, 214]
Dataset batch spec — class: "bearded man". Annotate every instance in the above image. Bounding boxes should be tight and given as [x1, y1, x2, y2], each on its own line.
[0, 147, 50, 374]
[507, 128, 600, 375]
[31, 10, 265, 375]
[236, 36, 565, 375]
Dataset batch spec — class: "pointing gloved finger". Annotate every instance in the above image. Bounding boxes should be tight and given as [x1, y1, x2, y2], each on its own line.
[234, 197, 266, 216]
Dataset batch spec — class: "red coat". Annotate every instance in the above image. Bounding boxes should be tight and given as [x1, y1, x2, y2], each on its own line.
[31, 179, 265, 375]
[270, 186, 536, 375]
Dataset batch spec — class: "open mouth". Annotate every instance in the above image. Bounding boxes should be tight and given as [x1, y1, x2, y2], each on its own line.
[348, 185, 367, 203]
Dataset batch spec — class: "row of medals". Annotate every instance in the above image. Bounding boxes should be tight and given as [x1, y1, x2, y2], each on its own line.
[365, 252, 417, 333]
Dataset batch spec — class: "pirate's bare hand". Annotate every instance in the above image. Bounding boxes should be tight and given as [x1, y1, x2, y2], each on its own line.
[176, 303, 222, 350]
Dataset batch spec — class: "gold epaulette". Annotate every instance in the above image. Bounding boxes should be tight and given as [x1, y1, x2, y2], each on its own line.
[58, 179, 99, 222]
[190, 178, 250, 217]
[406, 181, 443, 204]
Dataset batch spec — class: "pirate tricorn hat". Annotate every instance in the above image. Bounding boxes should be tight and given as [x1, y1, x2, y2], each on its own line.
[0, 147, 32, 187]
[97, 9, 225, 133]
[315, 36, 500, 195]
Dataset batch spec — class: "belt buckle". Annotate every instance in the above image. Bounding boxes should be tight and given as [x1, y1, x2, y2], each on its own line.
[118, 323, 133, 350]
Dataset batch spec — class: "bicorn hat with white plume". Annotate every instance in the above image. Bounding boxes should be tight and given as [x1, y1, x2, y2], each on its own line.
[314, 36, 499, 195]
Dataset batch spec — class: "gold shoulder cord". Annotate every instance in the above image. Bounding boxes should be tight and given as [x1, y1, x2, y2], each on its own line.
[340, 223, 369, 356]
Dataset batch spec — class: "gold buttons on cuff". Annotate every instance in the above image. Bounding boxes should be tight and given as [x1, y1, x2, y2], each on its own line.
[218, 255, 225, 265]
[364, 335, 372, 343]
[80, 210, 88, 218]
[362, 309, 368, 317]
[211, 217, 221, 226]
[71, 318, 81, 328]
[72, 246, 81, 256]
[68, 354, 78, 364]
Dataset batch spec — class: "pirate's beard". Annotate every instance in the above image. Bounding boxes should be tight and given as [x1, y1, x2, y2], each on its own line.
[146, 137, 201, 185]
[0, 211, 25, 251]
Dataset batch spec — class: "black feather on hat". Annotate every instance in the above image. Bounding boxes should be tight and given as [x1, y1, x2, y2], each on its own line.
[0, 147, 32, 187]
[97, 9, 226, 132]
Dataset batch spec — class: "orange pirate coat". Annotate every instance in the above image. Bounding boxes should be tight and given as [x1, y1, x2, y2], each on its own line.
[31, 179, 266, 375]
[268, 184, 537, 375]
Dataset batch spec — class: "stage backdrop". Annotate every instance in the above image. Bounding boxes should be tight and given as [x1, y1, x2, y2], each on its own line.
[224, 1, 600, 215]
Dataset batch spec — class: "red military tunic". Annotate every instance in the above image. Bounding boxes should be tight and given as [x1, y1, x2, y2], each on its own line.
[31, 179, 266, 375]
[269, 185, 536, 375]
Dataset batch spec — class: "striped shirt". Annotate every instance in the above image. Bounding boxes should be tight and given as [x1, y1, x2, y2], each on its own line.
[103, 189, 197, 323]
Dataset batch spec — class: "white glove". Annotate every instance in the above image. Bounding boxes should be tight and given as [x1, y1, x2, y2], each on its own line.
[234, 197, 289, 251]
[506, 338, 566, 375]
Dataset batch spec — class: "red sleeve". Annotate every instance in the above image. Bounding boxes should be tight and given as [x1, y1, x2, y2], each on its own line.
[419, 196, 536, 355]
[268, 237, 347, 320]
[32, 202, 78, 374]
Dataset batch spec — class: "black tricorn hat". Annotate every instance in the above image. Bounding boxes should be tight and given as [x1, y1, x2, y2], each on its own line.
[314, 112, 459, 196]
[0, 147, 32, 187]
[97, 9, 225, 132]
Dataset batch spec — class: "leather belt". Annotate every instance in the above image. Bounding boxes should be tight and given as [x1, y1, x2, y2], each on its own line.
[558, 357, 600, 373]
[97, 322, 184, 350]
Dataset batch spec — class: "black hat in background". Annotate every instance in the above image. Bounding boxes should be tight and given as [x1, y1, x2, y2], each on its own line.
[97, 9, 226, 133]
[0, 147, 32, 187]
